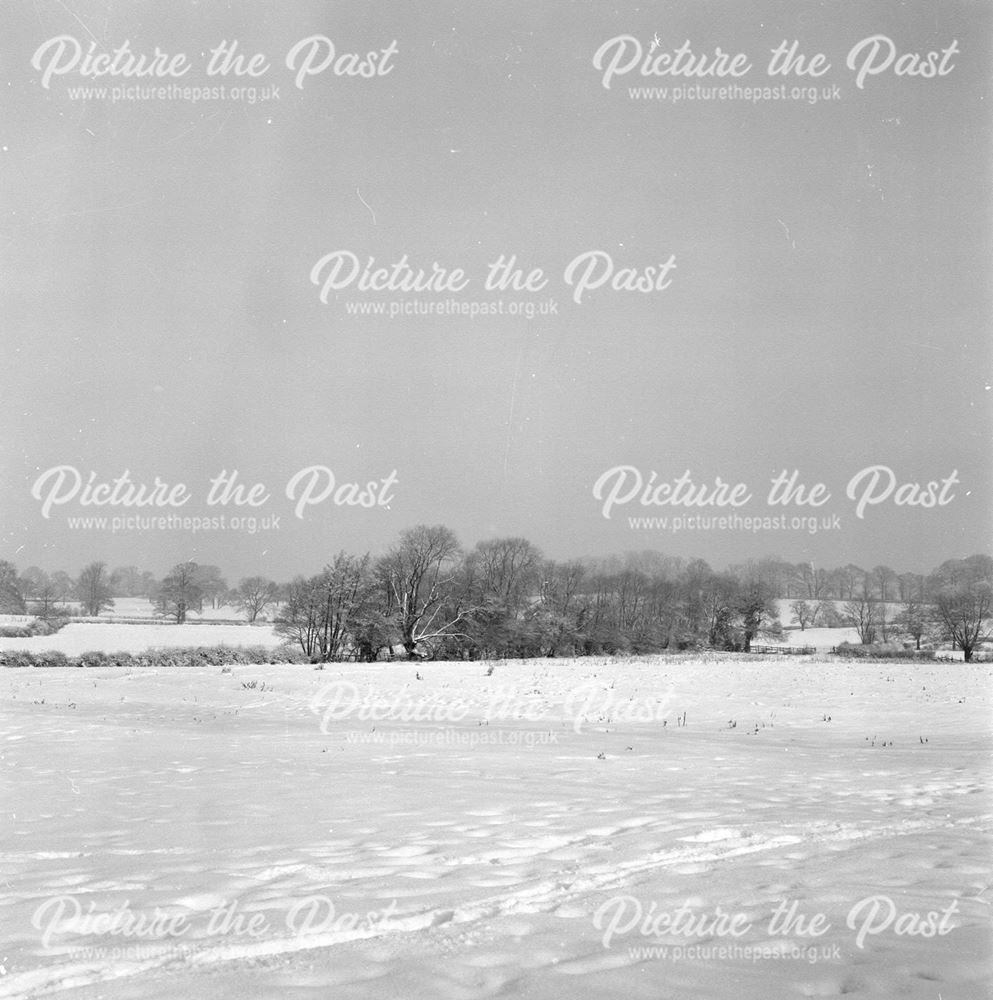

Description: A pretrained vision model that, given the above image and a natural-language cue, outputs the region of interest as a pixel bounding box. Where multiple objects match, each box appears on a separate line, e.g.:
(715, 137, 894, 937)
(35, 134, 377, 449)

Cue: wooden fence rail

(749, 644, 818, 655)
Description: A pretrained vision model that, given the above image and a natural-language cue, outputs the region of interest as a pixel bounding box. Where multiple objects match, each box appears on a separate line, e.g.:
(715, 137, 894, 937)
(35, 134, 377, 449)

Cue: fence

(749, 644, 818, 655)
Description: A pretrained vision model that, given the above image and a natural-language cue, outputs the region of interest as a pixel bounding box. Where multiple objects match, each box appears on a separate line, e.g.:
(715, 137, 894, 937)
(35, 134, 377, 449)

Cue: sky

(2, 0, 991, 581)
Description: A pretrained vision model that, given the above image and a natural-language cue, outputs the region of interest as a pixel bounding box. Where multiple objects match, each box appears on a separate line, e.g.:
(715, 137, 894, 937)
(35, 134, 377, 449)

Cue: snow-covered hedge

(0, 645, 308, 668)
(831, 642, 936, 661)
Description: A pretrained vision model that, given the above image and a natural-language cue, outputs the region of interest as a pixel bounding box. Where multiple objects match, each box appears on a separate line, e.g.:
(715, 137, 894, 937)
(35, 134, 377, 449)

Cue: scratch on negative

(502, 341, 525, 484)
(357, 188, 377, 225)
(55, 0, 98, 42)
(777, 218, 796, 250)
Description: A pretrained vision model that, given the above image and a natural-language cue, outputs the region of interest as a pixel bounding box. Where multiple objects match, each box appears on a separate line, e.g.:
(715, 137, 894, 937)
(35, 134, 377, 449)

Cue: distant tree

(0, 561, 26, 614)
(891, 601, 931, 650)
(825, 568, 848, 601)
(842, 596, 879, 645)
(612, 567, 657, 652)
(676, 559, 722, 647)
(351, 606, 395, 663)
(75, 562, 114, 617)
(275, 577, 321, 658)
(839, 564, 866, 601)
(460, 537, 545, 658)
(156, 562, 203, 624)
(817, 601, 845, 628)
(275, 553, 376, 661)
(109, 566, 155, 598)
(469, 537, 542, 605)
(931, 585, 992, 662)
(701, 572, 739, 649)
(194, 565, 228, 609)
(793, 563, 830, 600)
(897, 572, 926, 604)
(751, 556, 793, 597)
(734, 578, 781, 651)
(790, 599, 824, 631)
(378, 525, 467, 658)
(875, 600, 892, 642)
(18, 566, 47, 601)
(928, 555, 993, 593)
(871, 565, 898, 603)
(533, 559, 587, 656)
(49, 571, 75, 604)
(234, 576, 279, 623)
(19, 568, 68, 619)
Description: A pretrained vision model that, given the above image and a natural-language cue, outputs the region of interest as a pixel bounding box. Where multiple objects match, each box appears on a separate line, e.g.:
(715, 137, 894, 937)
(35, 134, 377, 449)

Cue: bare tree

(891, 601, 931, 650)
(155, 562, 203, 624)
(235, 576, 279, 623)
(18, 566, 47, 601)
(842, 596, 879, 645)
(839, 564, 866, 601)
(0, 561, 26, 614)
(468, 536, 542, 605)
(793, 563, 830, 600)
(533, 559, 587, 656)
(110, 566, 155, 598)
(76, 562, 114, 617)
(897, 572, 926, 604)
(379, 525, 467, 658)
(50, 571, 75, 605)
(195, 565, 228, 610)
(275, 554, 374, 661)
(790, 599, 823, 631)
(871, 565, 898, 603)
(932, 585, 992, 662)
(701, 572, 738, 649)
(929, 555, 993, 593)
(20, 569, 68, 619)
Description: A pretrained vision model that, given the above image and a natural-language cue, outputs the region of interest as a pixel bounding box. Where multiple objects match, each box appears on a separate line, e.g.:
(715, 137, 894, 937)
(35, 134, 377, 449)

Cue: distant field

(100, 598, 258, 621)
(0, 622, 284, 655)
(766, 625, 861, 647)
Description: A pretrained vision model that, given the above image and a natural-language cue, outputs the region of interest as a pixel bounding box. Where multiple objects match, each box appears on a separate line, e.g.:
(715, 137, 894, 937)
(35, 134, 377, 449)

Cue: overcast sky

(2, 0, 990, 580)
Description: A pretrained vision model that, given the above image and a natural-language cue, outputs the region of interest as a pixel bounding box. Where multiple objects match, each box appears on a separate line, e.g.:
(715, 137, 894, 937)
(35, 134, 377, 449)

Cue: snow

(101, 600, 255, 622)
(0, 623, 284, 656)
(0, 656, 990, 999)
(768, 626, 862, 648)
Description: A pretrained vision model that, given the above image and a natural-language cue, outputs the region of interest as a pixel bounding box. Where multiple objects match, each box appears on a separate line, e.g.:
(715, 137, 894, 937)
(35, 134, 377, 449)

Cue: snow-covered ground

(100, 600, 255, 622)
(0, 657, 989, 999)
(765, 626, 862, 648)
(0, 623, 284, 656)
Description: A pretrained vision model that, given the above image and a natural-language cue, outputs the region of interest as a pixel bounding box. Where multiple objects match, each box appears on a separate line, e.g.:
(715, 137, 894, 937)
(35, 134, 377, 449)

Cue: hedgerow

(0, 617, 69, 639)
(831, 643, 937, 662)
(0, 645, 308, 668)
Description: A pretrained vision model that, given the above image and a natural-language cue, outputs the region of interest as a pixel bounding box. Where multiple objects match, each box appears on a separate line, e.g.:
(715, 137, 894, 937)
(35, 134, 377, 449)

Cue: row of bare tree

(2, 544, 990, 660)
(268, 528, 789, 661)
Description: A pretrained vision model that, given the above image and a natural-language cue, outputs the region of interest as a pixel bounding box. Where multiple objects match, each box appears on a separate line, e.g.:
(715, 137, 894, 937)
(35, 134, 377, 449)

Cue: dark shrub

(0, 650, 37, 667)
(832, 642, 936, 662)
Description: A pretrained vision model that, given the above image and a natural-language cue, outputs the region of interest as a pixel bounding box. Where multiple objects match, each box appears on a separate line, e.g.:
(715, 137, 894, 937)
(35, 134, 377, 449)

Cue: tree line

(1, 534, 990, 660)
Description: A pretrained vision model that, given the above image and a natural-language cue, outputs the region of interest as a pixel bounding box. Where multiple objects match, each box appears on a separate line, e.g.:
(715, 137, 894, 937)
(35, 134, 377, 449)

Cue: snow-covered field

(101, 600, 255, 623)
(765, 626, 862, 648)
(0, 624, 284, 656)
(0, 657, 990, 999)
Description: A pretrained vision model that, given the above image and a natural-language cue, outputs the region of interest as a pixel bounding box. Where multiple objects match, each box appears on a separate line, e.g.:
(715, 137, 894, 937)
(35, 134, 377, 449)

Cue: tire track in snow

(1, 811, 987, 998)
